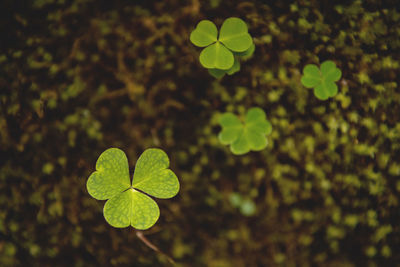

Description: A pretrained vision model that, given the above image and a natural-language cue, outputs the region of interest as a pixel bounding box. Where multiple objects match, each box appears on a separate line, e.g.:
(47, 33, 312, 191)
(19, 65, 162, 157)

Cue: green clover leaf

(207, 42, 255, 79)
(300, 60, 342, 100)
(229, 193, 257, 216)
(219, 17, 253, 52)
(87, 148, 179, 230)
(188, 20, 217, 47)
(199, 42, 234, 70)
(218, 107, 272, 155)
(208, 57, 241, 78)
(234, 43, 255, 59)
(190, 17, 253, 70)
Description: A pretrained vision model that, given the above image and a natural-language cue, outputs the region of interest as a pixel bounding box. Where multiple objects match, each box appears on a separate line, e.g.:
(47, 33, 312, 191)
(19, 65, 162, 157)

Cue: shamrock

(300, 60, 342, 100)
(86, 148, 179, 230)
(190, 17, 254, 77)
(218, 107, 272, 155)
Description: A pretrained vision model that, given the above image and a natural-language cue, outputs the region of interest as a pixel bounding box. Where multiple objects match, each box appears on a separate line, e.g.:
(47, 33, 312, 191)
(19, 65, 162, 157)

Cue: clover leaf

(218, 17, 253, 52)
(234, 43, 255, 59)
(218, 107, 272, 155)
(208, 57, 241, 78)
(87, 148, 179, 230)
(301, 60, 342, 100)
(229, 193, 257, 216)
(190, 17, 253, 72)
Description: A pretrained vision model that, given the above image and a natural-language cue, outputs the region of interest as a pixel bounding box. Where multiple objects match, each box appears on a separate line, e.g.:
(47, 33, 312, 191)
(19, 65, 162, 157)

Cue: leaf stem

(135, 230, 176, 265)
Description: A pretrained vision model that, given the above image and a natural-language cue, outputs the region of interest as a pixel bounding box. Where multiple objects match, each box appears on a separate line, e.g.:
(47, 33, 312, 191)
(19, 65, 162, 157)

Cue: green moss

(1, 0, 399, 266)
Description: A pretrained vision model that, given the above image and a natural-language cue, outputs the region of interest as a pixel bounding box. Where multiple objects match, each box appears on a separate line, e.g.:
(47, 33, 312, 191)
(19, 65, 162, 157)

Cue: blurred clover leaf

(228, 193, 256, 216)
(301, 60, 342, 100)
(190, 17, 254, 77)
(87, 148, 179, 230)
(218, 107, 272, 155)
(208, 57, 241, 78)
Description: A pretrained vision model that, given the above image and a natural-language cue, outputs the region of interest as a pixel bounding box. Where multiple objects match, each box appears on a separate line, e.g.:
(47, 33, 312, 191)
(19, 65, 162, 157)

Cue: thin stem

(135, 230, 176, 265)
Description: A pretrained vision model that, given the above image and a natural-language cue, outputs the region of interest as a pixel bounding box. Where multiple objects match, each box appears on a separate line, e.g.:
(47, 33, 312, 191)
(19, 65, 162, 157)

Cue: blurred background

(1, 0, 400, 266)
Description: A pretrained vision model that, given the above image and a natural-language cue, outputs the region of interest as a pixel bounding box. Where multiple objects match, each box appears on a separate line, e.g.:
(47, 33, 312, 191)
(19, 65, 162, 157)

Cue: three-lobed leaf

(190, 17, 253, 73)
(218, 107, 272, 155)
(87, 148, 179, 230)
(301, 60, 342, 100)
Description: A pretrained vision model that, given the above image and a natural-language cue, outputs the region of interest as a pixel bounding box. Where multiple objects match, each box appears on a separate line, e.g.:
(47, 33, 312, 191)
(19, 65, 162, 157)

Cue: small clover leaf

(208, 57, 241, 78)
(199, 42, 234, 70)
(87, 148, 179, 230)
(208, 68, 226, 79)
(234, 43, 255, 59)
(218, 17, 253, 52)
(301, 60, 342, 100)
(189, 20, 217, 47)
(218, 107, 272, 155)
(225, 58, 241, 75)
(190, 17, 253, 72)
(228, 193, 257, 216)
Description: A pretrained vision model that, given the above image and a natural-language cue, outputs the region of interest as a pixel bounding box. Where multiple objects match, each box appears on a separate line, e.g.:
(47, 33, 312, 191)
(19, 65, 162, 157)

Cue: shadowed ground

(0, 0, 399, 266)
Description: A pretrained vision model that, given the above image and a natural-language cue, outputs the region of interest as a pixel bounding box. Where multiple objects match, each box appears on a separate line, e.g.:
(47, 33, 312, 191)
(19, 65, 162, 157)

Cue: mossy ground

(0, 0, 399, 266)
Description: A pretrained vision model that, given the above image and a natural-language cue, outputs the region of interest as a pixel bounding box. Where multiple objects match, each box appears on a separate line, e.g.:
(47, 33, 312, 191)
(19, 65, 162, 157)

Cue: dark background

(1, 0, 400, 266)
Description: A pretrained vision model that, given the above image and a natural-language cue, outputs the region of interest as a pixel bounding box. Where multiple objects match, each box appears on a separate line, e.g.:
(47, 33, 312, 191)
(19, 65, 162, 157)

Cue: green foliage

(228, 193, 256, 216)
(218, 107, 272, 155)
(87, 148, 179, 230)
(301, 60, 342, 100)
(190, 17, 254, 78)
(1, 0, 400, 266)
